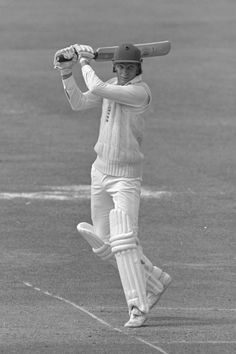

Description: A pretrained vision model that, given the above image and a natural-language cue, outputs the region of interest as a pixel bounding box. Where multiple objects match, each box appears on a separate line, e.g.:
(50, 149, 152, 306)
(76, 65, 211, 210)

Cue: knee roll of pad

(109, 208, 139, 254)
(110, 231, 138, 254)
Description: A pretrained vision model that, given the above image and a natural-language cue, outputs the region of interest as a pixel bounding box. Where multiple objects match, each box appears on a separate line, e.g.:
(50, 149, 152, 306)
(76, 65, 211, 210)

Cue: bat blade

(95, 41, 171, 61)
(57, 41, 171, 63)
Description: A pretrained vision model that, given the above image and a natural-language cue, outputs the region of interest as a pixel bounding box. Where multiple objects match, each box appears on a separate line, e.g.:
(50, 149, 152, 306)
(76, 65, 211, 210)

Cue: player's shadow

(143, 316, 236, 327)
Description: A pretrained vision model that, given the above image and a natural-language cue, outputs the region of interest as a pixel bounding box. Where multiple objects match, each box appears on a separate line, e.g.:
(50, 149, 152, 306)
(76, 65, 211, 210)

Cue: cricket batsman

(54, 43, 172, 327)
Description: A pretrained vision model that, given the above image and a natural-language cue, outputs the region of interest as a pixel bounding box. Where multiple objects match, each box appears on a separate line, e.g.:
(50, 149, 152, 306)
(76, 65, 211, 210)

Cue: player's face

(115, 63, 139, 85)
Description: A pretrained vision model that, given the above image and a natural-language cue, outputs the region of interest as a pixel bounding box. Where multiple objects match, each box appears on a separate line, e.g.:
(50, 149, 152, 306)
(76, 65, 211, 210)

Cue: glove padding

(73, 44, 95, 63)
(53, 45, 78, 71)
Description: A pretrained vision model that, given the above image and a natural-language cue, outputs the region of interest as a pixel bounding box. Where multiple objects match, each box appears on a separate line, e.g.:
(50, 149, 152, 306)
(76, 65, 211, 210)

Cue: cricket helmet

(113, 43, 142, 63)
(112, 43, 143, 73)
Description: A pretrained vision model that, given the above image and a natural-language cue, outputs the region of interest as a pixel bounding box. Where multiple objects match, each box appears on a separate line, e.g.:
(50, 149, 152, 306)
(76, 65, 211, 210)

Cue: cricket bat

(57, 41, 171, 63)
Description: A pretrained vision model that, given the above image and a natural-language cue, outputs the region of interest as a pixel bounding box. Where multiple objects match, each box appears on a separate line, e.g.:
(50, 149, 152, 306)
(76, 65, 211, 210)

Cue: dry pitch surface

(0, 1, 235, 353)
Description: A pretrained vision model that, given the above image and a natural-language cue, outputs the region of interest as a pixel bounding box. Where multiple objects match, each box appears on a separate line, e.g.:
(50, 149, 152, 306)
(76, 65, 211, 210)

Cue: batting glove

(73, 44, 95, 64)
(53, 45, 78, 76)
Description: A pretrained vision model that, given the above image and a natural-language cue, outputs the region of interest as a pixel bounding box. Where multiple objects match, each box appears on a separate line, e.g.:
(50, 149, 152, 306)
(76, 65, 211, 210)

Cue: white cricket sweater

(62, 65, 152, 178)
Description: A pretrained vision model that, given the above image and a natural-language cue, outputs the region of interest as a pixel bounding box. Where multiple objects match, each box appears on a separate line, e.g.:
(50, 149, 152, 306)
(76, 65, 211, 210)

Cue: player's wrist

(80, 58, 91, 66)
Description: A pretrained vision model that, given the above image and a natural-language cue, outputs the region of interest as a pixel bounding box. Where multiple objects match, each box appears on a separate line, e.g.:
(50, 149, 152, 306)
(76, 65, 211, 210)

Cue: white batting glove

(53, 45, 78, 74)
(73, 44, 95, 64)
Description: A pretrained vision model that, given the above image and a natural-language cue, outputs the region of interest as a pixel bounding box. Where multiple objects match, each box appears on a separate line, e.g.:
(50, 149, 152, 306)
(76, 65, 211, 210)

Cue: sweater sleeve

(62, 75, 102, 111)
(81, 65, 150, 107)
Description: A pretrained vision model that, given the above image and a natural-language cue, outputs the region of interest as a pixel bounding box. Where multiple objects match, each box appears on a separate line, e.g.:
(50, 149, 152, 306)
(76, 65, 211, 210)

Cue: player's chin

(119, 76, 130, 85)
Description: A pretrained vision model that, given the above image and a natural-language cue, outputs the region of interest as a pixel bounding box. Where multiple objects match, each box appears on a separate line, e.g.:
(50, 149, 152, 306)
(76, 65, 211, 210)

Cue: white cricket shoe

(124, 307, 147, 328)
(147, 271, 172, 310)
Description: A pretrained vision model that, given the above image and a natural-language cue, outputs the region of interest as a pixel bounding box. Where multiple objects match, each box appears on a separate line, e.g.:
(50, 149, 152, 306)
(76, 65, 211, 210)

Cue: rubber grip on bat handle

(57, 55, 71, 63)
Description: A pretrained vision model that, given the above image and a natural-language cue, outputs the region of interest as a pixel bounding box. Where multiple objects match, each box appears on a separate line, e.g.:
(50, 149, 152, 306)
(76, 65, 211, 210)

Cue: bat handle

(57, 51, 98, 63)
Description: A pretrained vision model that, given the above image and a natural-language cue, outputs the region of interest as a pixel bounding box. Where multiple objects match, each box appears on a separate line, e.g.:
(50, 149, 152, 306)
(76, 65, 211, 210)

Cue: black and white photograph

(0, 0, 235, 353)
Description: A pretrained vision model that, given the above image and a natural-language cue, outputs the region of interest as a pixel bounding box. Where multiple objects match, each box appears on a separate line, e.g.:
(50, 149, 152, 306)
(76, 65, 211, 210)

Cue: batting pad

(77, 222, 114, 263)
(109, 209, 148, 314)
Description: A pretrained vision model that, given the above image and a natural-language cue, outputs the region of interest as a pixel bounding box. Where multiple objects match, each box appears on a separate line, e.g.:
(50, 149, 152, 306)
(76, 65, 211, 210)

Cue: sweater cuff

(61, 72, 72, 80)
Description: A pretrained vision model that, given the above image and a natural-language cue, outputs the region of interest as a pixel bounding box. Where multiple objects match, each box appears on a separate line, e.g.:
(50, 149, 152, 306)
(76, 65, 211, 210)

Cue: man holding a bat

(54, 43, 171, 327)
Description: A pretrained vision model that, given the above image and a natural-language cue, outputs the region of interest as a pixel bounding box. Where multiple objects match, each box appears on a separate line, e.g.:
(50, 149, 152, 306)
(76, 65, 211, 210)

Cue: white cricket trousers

(91, 165, 142, 242)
